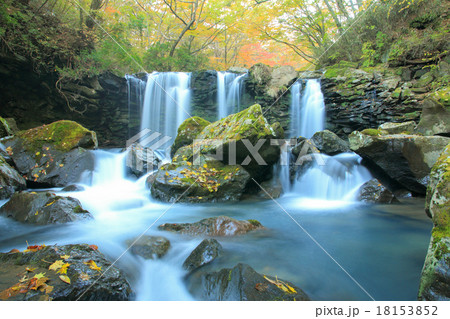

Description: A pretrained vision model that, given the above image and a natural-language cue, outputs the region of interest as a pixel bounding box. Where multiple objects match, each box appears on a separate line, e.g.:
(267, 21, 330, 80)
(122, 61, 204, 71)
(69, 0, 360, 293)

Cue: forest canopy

(0, 0, 447, 77)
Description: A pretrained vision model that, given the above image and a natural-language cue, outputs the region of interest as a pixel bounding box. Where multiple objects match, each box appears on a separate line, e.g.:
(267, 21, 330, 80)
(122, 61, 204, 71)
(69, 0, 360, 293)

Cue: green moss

(73, 205, 86, 214)
(16, 120, 95, 153)
(247, 219, 262, 227)
(361, 128, 382, 136)
(391, 87, 402, 99)
(172, 116, 210, 155)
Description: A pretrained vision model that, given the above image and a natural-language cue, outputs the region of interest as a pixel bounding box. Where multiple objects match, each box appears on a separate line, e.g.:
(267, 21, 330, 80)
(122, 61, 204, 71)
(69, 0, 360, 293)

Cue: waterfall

(125, 75, 146, 139)
(292, 153, 372, 202)
(285, 79, 371, 201)
(217, 71, 247, 119)
(290, 79, 325, 138)
(139, 72, 192, 144)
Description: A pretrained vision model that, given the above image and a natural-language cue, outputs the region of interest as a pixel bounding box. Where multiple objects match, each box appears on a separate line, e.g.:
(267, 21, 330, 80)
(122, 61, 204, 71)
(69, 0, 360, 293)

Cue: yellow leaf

(59, 275, 71, 284)
(34, 273, 46, 280)
(186, 161, 192, 166)
(44, 200, 56, 207)
(35, 211, 39, 215)
(60, 255, 70, 260)
(203, 164, 207, 168)
(26, 267, 36, 272)
(59, 164, 64, 167)
(57, 263, 70, 275)
(84, 260, 102, 272)
(49, 260, 64, 271)
(35, 152, 40, 156)
(165, 172, 169, 176)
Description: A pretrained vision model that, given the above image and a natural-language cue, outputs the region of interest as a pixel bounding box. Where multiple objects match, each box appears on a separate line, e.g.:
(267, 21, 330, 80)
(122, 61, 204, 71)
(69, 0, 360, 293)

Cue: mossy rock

(14, 120, 97, 154)
(360, 128, 383, 136)
(419, 143, 450, 300)
(0, 116, 17, 138)
(147, 156, 251, 203)
(416, 89, 450, 136)
(171, 116, 210, 157)
(3, 121, 96, 187)
(0, 155, 26, 199)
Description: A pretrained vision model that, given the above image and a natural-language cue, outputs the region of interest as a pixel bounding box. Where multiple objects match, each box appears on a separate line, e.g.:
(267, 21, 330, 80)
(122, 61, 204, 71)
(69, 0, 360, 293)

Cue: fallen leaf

(26, 267, 36, 272)
(263, 275, 297, 294)
(8, 249, 20, 253)
(88, 244, 98, 251)
(60, 255, 70, 260)
(49, 260, 65, 271)
(59, 275, 71, 284)
(34, 273, 46, 280)
(44, 200, 56, 207)
(57, 263, 70, 275)
(84, 260, 102, 272)
(255, 283, 268, 292)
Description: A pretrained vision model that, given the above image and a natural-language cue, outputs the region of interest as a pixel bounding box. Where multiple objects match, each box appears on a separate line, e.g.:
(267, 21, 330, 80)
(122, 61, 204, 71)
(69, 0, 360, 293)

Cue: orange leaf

(89, 245, 98, 251)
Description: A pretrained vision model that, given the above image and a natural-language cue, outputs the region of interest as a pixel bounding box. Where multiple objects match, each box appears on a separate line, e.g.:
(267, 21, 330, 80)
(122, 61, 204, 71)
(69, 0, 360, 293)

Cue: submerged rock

(148, 156, 250, 203)
(158, 216, 264, 237)
(189, 263, 310, 301)
(349, 130, 449, 195)
(0, 191, 92, 225)
(418, 144, 450, 300)
(357, 179, 399, 204)
(125, 236, 170, 260)
(0, 155, 26, 199)
(0, 244, 132, 300)
(310, 130, 350, 155)
(183, 239, 222, 272)
(3, 120, 97, 187)
(171, 116, 210, 157)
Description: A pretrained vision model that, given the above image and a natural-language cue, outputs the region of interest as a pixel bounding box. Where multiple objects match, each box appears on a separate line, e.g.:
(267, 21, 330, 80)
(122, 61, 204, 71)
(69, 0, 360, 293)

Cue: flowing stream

(217, 71, 247, 120)
(0, 74, 433, 301)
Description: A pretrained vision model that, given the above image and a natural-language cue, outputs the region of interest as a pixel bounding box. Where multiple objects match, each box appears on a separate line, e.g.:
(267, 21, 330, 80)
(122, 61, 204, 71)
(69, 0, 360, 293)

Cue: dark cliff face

(0, 52, 128, 147)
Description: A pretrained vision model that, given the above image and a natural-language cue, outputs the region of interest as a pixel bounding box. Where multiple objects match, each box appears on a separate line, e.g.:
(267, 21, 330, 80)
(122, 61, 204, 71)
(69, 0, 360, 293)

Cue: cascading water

(290, 79, 325, 139)
(217, 71, 247, 119)
(285, 79, 371, 201)
(140, 72, 192, 144)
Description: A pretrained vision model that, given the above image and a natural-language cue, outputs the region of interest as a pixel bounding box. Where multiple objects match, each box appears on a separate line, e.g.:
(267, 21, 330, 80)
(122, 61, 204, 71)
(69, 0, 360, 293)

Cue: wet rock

(310, 130, 350, 155)
(148, 156, 250, 203)
(0, 155, 26, 199)
(349, 131, 449, 195)
(378, 121, 416, 135)
(292, 138, 319, 158)
(183, 239, 222, 272)
(0, 191, 92, 225)
(357, 179, 399, 204)
(126, 142, 161, 177)
(190, 263, 310, 301)
(416, 88, 450, 136)
(0, 244, 132, 300)
(125, 236, 170, 260)
(255, 179, 283, 199)
(61, 184, 85, 192)
(3, 120, 97, 187)
(171, 116, 210, 157)
(419, 144, 450, 301)
(158, 216, 264, 237)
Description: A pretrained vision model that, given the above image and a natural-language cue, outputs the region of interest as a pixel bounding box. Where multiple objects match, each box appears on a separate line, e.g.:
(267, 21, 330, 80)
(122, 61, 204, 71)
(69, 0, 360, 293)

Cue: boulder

(126, 142, 161, 177)
(183, 239, 222, 272)
(255, 179, 283, 199)
(0, 191, 92, 225)
(0, 244, 132, 300)
(349, 131, 449, 195)
(171, 116, 210, 157)
(357, 179, 399, 204)
(189, 263, 310, 301)
(266, 66, 298, 98)
(148, 156, 250, 203)
(310, 130, 350, 155)
(179, 104, 280, 180)
(125, 236, 170, 260)
(416, 88, 450, 137)
(3, 121, 97, 187)
(418, 144, 450, 300)
(292, 138, 319, 157)
(158, 216, 264, 237)
(61, 184, 85, 192)
(0, 155, 26, 199)
(248, 63, 272, 87)
(378, 121, 416, 135)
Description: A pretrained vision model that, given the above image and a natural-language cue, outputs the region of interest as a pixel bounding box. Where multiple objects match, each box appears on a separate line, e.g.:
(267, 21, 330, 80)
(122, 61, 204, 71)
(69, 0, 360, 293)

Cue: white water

(140, 72, 191, 143)
(217, 71, 247, 119)
(290, 79, 325, 138)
